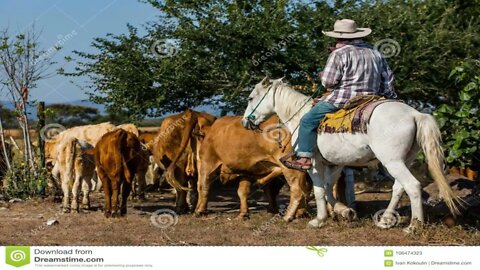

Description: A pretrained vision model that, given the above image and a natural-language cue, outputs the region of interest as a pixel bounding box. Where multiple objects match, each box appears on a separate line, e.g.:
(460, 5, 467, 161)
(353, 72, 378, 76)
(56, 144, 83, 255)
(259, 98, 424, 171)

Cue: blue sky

(0, 0, 158, 103)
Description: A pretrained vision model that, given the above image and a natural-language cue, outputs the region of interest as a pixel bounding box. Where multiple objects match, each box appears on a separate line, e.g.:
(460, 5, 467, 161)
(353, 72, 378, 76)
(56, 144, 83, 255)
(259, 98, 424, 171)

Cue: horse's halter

(245, 83, 275, 128)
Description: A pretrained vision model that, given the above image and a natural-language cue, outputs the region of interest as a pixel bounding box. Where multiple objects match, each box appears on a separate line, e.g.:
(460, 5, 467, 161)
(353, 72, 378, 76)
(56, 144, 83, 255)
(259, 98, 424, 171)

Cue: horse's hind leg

(377, 151, 417, 229)
(377, 179, 404, 228)
(381, 161, 423, 233)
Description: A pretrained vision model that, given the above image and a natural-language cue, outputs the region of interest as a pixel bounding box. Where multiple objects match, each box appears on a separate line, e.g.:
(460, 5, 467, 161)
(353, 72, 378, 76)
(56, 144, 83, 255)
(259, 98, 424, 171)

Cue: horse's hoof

(283, 215, 294, 222)
(341, 208, 357, 221)
(62, 208, 70, 213)
(81, 204, 90, 210)
(376, 215, 397, 229)
(111, 212, 120, 218)
(307, 218, 325, 228)
(104, 212, 111, 218)
(403, 219, 423, 235)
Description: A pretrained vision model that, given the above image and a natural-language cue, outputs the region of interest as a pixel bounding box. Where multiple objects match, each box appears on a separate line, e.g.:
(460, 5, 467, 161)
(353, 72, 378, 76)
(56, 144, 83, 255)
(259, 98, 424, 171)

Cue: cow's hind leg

(71, 173, 82, 213)
(282, 168, 305, 222)
(236, 178, 251, 219)
(111, 178, 121, 218)
(97, 167, 112, 218)
(263, 178, 283, 214)
(174, 167, 189, 214)
(61, 180, 71, 213)
(195, 161, 220, 216)
(187, 177, 198, 212)
(120, 181, 132, 216)
(81, 177, 92, 210)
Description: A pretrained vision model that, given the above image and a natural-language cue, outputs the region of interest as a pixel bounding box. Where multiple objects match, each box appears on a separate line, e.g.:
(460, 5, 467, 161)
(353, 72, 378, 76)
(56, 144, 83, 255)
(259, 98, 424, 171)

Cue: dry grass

(0, 187, 479, 246)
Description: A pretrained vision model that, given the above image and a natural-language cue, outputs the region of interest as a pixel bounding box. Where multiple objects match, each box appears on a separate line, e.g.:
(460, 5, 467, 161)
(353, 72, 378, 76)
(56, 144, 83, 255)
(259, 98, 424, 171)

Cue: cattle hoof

(283, 215, 294, 222)
(81, 204, 90, 210)
(111, 212, 120, 218)
(236, 213, 250, 220)
(104, 211, 111, 218)
(62, 208, 71, 213)
(307, 218, 325, 229)
(266, 207, 279, 214)
(175, 207, 189, 215)
(194, 211, 207, 217)
(295, 208, 309, 219)
(341, 208, 357, 221)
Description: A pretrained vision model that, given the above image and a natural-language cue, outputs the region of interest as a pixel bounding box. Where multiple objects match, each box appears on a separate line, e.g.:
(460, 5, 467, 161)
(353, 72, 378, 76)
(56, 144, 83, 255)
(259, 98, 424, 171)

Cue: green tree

(61, 25, 158, 122)
(434, 61, 480, 168)
(64, 0, 480, 117)
(45, 104, 102, 127)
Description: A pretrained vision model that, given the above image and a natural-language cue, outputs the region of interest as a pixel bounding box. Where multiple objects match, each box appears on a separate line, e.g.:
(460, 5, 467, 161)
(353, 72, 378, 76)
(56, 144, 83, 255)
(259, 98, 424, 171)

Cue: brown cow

(193, 115, 311, 220)
(93, 129, 145, 217)
(150, 109, 216, 213)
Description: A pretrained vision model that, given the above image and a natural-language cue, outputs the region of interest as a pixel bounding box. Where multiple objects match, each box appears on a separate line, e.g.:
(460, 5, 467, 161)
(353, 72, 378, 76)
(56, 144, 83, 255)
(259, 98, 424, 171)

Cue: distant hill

(0, 100, 227, 121)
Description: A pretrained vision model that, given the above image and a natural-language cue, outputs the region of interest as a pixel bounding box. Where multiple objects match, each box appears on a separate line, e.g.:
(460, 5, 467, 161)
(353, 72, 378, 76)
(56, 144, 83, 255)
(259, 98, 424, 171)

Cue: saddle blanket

(318, 95, 395, 134)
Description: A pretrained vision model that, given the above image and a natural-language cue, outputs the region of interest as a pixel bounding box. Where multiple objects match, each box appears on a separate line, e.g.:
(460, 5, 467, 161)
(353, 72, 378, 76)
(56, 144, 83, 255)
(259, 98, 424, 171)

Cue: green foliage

(434, 61, 480, 167)
(64, 0, 480, 116)
(45, 104, 101, 127)
(1, 164, 49, 199)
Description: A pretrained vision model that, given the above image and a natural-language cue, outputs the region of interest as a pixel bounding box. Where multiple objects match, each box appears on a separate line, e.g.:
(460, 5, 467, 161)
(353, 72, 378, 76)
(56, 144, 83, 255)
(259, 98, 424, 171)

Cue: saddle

(318, 95, 393, 134)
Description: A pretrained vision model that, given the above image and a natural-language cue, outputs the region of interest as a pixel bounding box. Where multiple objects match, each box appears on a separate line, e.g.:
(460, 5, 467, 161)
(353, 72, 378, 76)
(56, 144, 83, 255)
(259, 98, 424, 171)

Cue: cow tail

(165, 109, 196, 191)
(65, 138, 77, 187)
(115, 129, 129, 183)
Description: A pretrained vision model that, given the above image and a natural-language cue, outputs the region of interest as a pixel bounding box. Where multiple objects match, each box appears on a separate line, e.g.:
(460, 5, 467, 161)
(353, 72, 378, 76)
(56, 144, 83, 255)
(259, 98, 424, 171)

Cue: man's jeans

(297, 101, 338, 158)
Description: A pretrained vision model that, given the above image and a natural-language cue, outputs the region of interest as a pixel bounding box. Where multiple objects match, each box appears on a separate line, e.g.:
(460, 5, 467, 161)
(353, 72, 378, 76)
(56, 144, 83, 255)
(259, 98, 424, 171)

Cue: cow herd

(44, 109, 321, 220)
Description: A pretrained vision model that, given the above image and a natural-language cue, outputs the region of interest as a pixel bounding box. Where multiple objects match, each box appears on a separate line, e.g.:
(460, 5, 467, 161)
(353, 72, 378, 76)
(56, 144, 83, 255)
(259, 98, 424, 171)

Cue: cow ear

(261, 76, 271, 87)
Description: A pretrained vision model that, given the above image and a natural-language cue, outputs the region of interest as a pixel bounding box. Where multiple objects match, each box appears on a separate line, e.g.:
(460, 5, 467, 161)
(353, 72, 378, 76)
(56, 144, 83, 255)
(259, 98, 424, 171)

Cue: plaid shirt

(320, 40, 396, 108)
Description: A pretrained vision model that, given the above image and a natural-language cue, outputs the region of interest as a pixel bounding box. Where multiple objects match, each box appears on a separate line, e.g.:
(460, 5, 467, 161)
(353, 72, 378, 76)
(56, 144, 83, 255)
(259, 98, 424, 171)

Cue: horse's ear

(261, 76, 272, 87)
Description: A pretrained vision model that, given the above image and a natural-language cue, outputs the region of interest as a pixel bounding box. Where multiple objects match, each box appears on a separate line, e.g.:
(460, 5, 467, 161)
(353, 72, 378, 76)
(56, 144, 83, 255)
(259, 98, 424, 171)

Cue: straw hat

(322, 19, 372, 39)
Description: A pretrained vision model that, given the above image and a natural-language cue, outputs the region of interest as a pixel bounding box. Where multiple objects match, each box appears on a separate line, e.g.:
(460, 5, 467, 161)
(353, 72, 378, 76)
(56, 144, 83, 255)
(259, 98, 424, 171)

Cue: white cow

(51, 137, 95, 212)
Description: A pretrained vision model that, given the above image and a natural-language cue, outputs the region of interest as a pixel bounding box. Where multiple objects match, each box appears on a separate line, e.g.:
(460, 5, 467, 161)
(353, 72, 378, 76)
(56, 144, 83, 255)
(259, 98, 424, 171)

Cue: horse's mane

(273, 80, 312, 123)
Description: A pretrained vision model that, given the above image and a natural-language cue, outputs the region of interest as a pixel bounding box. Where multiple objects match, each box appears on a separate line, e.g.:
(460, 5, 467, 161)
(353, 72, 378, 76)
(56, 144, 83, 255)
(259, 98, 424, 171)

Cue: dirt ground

(1, 183, 479, 246)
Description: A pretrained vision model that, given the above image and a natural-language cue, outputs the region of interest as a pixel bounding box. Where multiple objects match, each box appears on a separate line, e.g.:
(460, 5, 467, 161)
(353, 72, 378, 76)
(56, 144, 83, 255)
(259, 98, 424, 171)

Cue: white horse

(241, 77, 460, 233)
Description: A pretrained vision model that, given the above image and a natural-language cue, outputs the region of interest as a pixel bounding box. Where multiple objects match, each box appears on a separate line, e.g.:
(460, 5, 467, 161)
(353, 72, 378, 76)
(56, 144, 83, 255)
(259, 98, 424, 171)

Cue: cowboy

(288, 19, 397, 171)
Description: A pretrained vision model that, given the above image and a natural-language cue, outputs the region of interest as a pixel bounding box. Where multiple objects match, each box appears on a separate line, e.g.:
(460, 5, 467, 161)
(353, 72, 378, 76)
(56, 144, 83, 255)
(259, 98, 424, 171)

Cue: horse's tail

(414, 113, 462, 215)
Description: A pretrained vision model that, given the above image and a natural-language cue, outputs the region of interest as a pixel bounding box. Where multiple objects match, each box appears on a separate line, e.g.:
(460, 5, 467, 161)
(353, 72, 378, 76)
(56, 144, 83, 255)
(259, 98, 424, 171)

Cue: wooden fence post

(37, 102, 45, 169)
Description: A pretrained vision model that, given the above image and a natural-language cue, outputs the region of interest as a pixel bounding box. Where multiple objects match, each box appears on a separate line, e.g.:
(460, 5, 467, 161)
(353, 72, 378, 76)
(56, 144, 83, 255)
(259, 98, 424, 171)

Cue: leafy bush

(434, 61, 480, 168)
(1, 164, 49, 199)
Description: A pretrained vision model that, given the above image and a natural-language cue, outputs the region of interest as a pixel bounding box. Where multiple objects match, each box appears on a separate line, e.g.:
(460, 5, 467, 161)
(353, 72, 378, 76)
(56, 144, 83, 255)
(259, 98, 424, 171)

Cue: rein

(253, 83, 323, 152)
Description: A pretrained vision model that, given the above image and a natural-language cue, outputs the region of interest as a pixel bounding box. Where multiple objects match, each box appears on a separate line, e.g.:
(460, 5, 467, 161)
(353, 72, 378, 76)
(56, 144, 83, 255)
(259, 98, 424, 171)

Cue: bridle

(245, 81, 323, 151)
